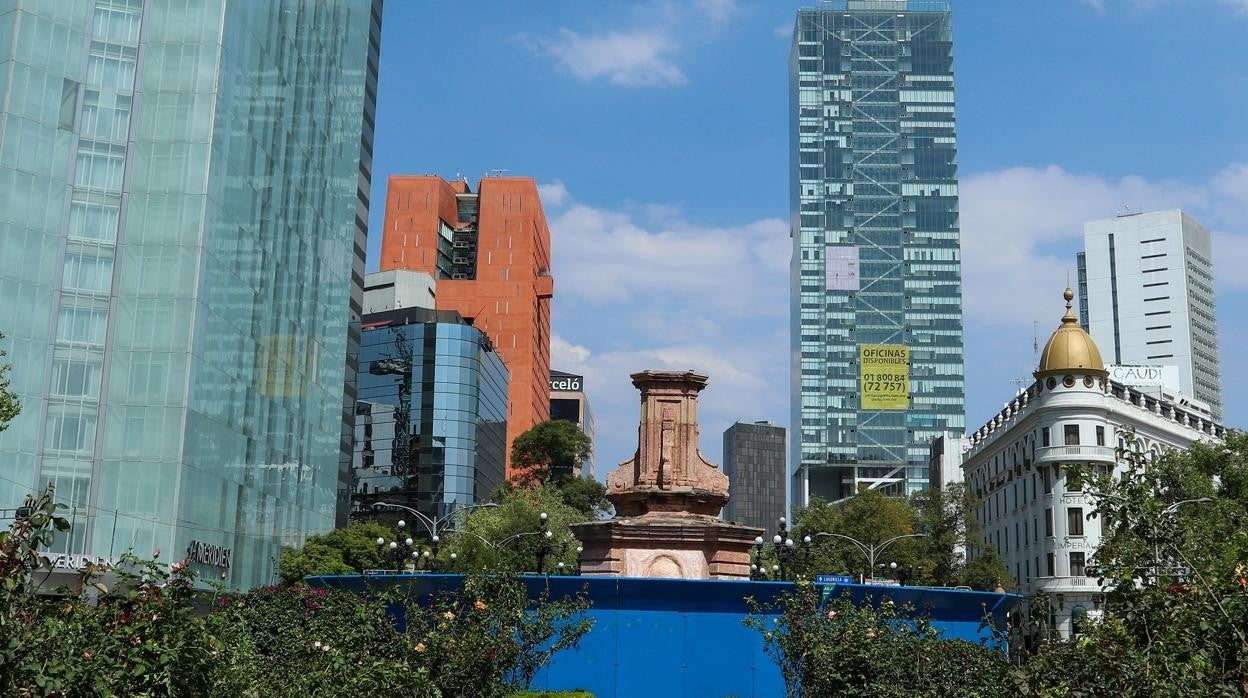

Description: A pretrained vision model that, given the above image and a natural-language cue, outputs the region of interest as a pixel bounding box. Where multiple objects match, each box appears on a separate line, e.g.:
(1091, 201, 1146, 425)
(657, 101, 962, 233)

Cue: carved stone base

(571, 515, 763, 580)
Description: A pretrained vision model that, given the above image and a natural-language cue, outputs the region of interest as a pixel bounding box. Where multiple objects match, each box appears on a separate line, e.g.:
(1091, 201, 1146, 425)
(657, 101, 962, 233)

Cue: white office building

(959, 289, 1224, 641)
(1077, 209, 1221, 418)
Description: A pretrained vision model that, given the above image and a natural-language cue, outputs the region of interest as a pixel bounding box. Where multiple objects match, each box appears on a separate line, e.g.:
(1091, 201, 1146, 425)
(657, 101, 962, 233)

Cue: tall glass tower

(789, 1, 964, 505)
(0, 0, 380, 589)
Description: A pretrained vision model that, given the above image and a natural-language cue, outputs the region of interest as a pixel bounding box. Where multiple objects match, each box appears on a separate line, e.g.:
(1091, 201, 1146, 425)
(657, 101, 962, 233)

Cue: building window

(1070, 552, 1086, 577)
(1045, 508, 1053, 537)
(1067, 507, 1085, 536)
(1025, 559, 1031, 580)
(1064, 424, 1080, 446)
(44, 409, 97, 453)
(1096, 426, 1105, 446)
(1042, 427, 1051, 447)
(1024, 520, 1029, 545)
(1046, 553, 1055, 577)
(1033, 517, 1038, 543)
(56, 305, 108, 346)
(1043, 467, 1052, 494)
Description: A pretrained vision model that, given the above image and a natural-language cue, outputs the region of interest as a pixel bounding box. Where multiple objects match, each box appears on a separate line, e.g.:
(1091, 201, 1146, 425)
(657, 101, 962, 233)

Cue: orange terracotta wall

(380, 175, 554, 479)
(379, 175, 461, 274)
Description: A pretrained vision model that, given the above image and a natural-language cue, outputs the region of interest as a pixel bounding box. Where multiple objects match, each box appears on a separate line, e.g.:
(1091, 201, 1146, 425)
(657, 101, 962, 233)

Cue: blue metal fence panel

(306, 574, 1018, 698)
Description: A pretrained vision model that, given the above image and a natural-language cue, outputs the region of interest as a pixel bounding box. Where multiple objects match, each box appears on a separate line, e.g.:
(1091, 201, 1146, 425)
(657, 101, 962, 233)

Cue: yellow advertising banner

(860, 344, 909, 410)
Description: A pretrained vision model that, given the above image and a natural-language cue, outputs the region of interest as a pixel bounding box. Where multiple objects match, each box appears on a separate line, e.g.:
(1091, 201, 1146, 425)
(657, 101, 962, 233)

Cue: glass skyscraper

(351, 306, 509, 522)
(790, 1, 964, 505)
(0, 0, 380, 589)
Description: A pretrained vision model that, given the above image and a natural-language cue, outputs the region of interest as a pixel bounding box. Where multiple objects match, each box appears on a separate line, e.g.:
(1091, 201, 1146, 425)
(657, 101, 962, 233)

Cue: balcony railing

(1034, 445, 1117, 464)
(1030, 576, 1105, 592)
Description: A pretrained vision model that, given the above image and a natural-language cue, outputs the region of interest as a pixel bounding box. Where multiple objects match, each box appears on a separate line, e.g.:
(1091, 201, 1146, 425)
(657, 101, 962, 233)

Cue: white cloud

(548, 186, 789, 468)
(526, 28, 687, 87)
(521, 0, 745, 87)
(1212, 230, 1248, 290)
(1078, 0, 1248, 14)
(538, 180, 570, 209)
(1212, 163, 1248, 203)
(549, 202, 788, 314)
(773, 23, 793, 38)
(695, 0, 742, 26)
(957, 164, 1245, 327)
(958, 163, 1248, 428)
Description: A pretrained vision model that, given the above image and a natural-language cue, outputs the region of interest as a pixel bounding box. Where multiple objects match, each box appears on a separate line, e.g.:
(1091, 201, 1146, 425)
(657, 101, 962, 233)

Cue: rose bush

(746, 582, 1012, 698)
(2, 486, 593, 697)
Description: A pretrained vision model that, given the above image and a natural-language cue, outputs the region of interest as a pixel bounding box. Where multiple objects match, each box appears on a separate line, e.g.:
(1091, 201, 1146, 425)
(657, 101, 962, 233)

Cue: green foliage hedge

(1, 487, 594, 697)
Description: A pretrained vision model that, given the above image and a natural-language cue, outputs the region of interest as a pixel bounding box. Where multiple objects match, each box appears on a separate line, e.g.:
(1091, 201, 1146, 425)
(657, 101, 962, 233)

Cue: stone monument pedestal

(571, 370, 763, 580)
(573, 513, 760, 579)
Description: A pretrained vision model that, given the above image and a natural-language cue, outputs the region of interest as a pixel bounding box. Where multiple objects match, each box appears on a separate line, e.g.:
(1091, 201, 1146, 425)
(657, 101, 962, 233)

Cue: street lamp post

(804, 532, 927, 584)
(371, 501, 500, 573)
(749, 517, 800, 581)
(375, 520, 419, 572)
(496, 511, 556, 574)
(372, 500, 499, 542)
(1084, 494, 1212, 584)
(1151, 497, 1211, 583)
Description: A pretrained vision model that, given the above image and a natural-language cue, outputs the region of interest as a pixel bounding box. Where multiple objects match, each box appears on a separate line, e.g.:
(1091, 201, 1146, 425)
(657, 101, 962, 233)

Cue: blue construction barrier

(306, 574, 1019, 698)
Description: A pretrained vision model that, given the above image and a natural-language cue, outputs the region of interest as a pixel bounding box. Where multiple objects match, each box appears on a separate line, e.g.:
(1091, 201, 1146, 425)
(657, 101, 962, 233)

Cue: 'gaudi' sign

(186, 540, 232, 569)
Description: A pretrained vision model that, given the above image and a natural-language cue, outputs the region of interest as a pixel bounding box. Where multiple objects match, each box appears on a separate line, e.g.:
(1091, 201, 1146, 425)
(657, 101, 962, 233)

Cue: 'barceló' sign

(186, 540, 232, 569)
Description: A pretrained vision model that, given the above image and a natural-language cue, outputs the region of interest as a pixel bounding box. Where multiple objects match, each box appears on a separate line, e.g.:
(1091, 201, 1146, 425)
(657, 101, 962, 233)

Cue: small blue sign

(816, 574, 854, 585)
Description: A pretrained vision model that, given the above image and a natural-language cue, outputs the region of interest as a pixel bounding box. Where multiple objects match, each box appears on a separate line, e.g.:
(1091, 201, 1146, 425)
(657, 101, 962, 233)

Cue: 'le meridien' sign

(186, 540, 232, 569)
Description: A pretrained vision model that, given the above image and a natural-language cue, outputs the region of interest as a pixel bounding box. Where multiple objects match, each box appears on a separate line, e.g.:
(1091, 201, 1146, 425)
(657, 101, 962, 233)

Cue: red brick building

(380, 175, 554, 477)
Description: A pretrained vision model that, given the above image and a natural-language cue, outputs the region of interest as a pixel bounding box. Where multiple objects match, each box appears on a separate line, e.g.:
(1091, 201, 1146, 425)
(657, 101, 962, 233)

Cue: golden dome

(1034, 288, 1107, 378)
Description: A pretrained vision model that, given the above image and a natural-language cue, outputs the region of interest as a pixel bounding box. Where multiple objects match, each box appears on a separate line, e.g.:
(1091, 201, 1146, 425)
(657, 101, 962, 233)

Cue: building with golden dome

(934, 289, 1224, 642)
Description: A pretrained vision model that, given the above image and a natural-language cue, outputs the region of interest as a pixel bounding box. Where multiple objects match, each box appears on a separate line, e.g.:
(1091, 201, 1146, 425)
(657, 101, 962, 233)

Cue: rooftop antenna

(1032, 320, 1039, 363)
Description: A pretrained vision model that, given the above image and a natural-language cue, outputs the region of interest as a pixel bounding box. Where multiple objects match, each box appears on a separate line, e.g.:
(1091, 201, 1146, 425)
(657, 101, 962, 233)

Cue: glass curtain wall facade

(0, 0, 380, 589)
(722, 421, 787, 534)
(351, 313, 508, 522)
(789, 1, 964, 505)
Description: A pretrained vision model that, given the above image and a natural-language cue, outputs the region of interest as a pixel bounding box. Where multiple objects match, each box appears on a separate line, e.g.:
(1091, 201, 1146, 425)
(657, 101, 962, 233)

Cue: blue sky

(367, 0, 1248, 472)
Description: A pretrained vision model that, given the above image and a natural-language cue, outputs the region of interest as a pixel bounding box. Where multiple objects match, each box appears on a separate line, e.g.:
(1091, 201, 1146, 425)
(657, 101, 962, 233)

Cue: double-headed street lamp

(375, 521, 431, 572)
(468, 512, 582, 575)
(751, 516, 797, 580)
(803, 531, 927, 584)
(371, 500, 499, 573)
(749, 514, 926, 584)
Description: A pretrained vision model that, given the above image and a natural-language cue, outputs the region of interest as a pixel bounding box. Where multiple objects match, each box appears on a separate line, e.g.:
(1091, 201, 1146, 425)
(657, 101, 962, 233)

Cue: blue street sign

(816, 574, 854, 584)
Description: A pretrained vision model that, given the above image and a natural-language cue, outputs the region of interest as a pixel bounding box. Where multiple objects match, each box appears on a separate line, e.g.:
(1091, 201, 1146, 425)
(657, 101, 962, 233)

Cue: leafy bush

(746, 582, 1012, 698)
(1, 485, 594, 697)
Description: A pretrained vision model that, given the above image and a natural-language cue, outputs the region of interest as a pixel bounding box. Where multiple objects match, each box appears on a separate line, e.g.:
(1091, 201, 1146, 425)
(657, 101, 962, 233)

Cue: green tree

(912, 484, 1012, 590)
(910, 484, 967, 586)
(550, 476, 610, 519)
(1015, 429, 1248, 696)
(0, 331, 19, 432)
(278, 521, 392, 585)
(746, 583, 1012, 698)
(511, 420, 592, 484)
(449, 483, 584, 574)
(3, 484, 593, 697)
(792, 489, 921, 581)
